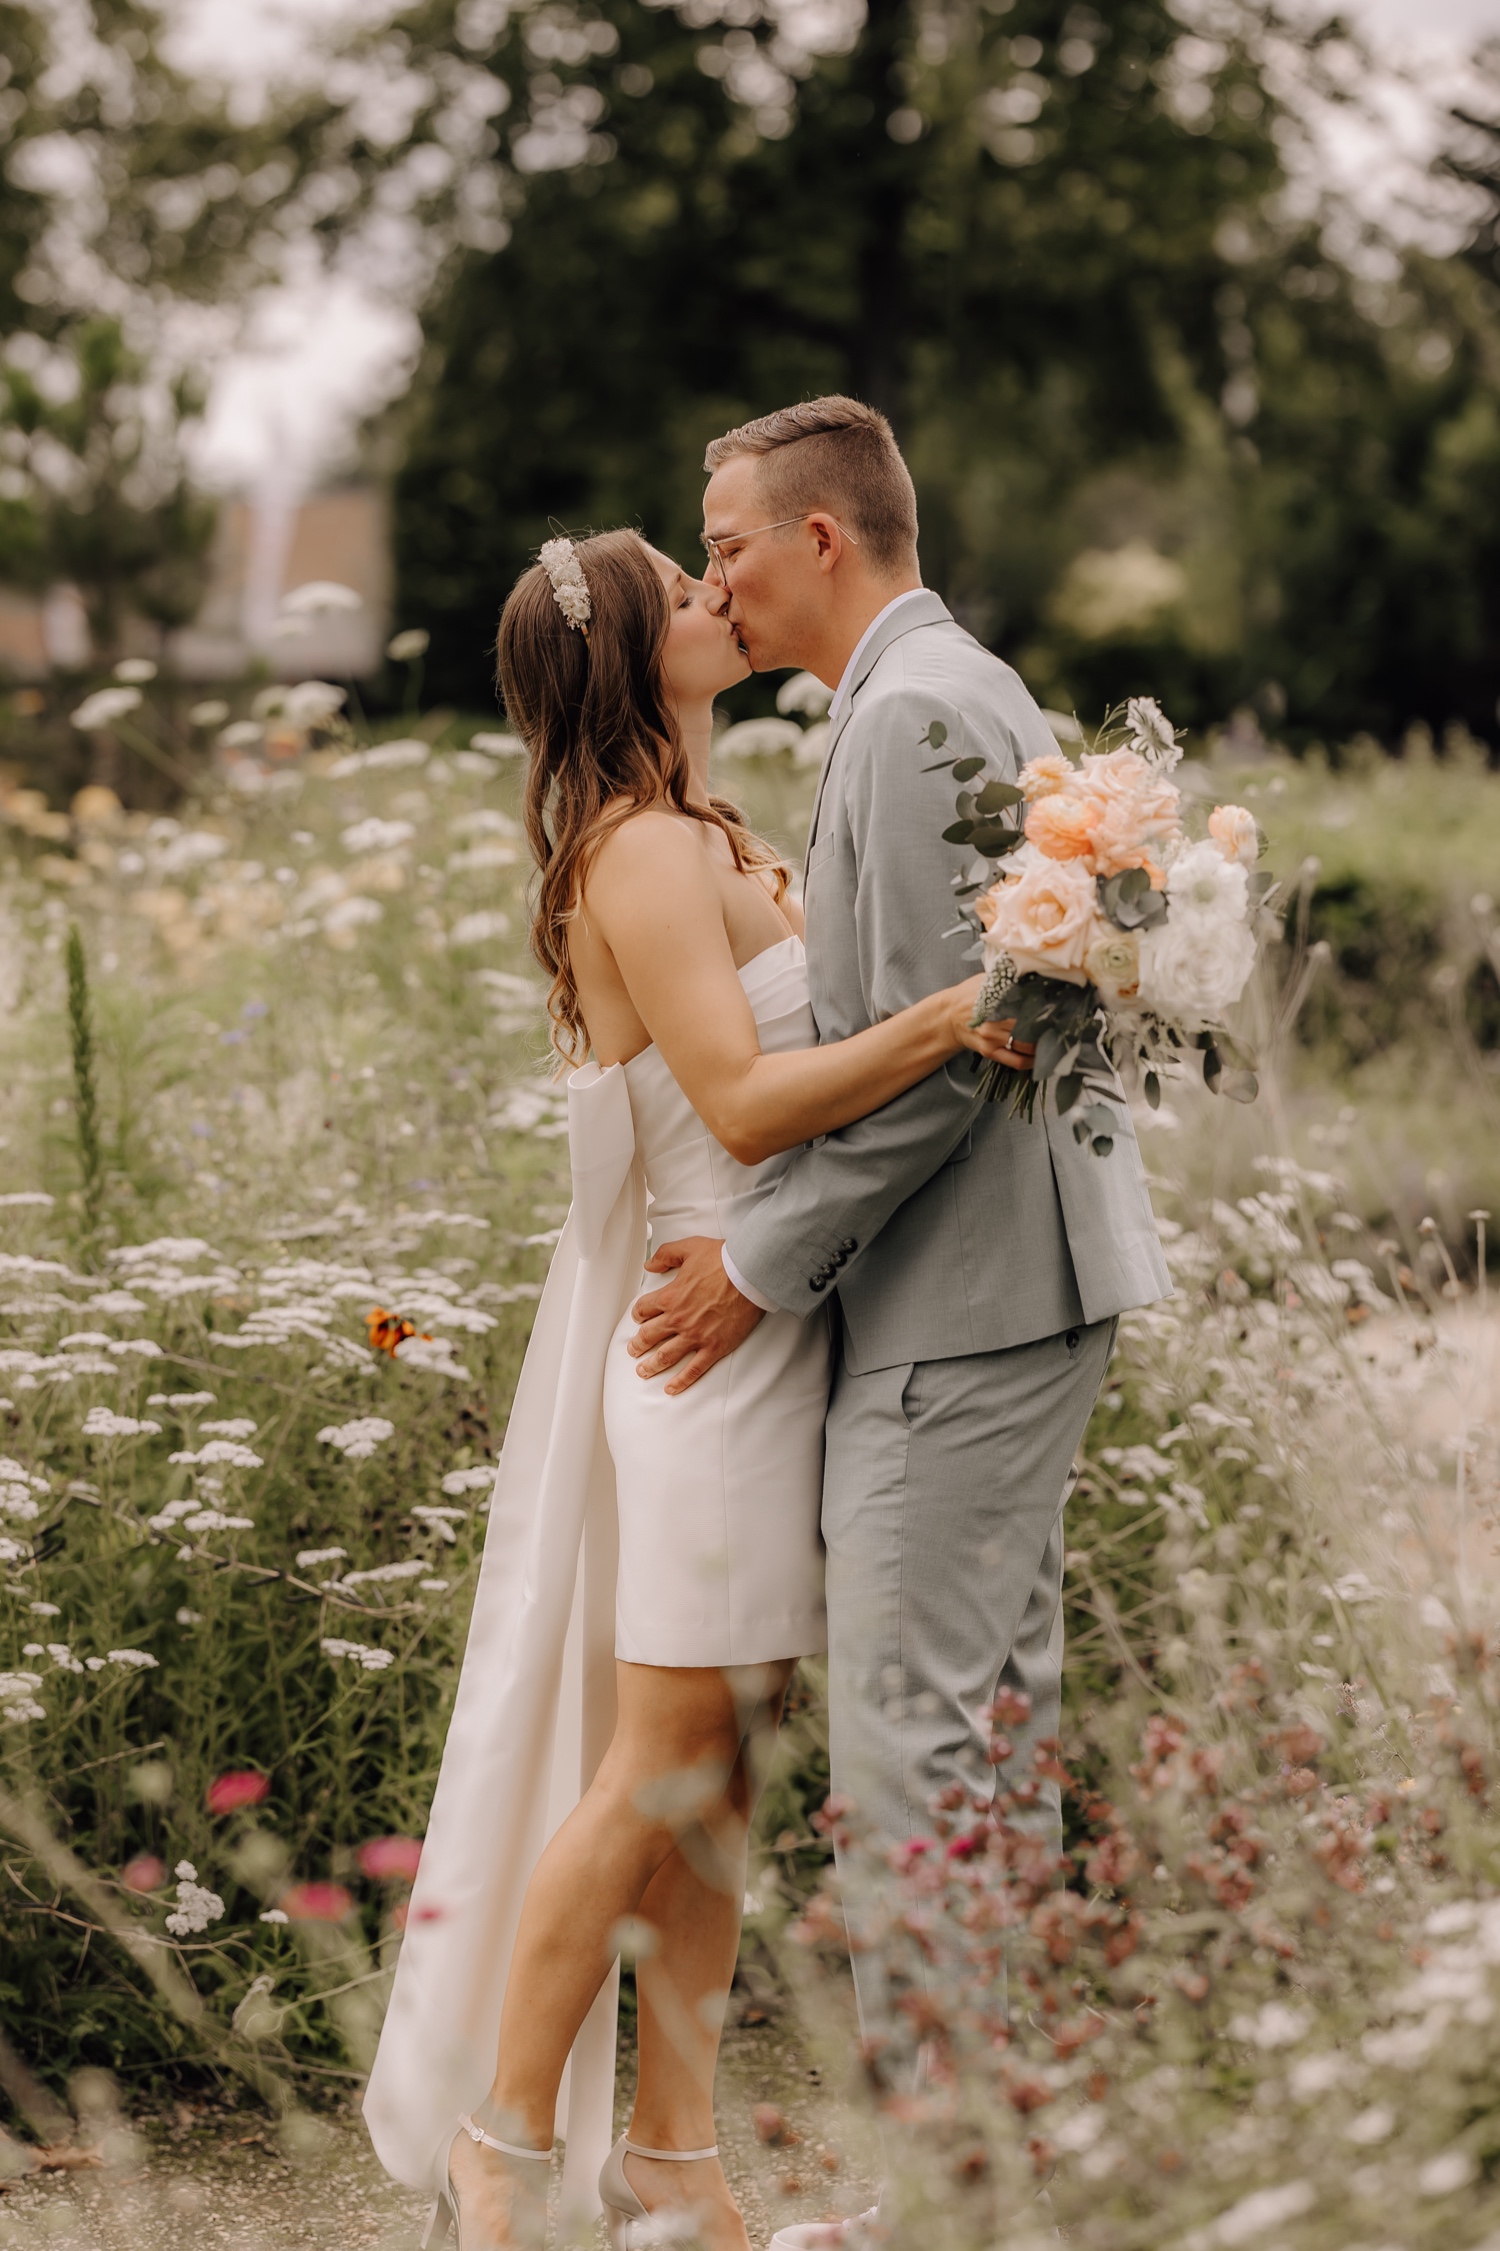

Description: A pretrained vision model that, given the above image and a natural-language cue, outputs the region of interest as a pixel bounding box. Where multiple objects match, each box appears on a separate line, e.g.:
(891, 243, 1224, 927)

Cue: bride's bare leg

(448, 1660, 790, 2243)
(625, 1662, 794, 2248)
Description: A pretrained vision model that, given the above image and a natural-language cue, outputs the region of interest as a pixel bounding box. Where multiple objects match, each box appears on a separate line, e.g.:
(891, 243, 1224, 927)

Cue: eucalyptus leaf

(974, 779, 1024, 815)
(951, 755, 985, 781)
(942, 821, 975, 845)
(1055, 1073, 1084, 1115)
(969, 821, 1015, 855)
(926, 720, 948, 748)
(1144, 1069, 1160, 1110)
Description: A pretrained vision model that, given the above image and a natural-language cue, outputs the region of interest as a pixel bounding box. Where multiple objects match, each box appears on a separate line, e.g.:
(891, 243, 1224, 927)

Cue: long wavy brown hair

(497, 529, 789, 1062)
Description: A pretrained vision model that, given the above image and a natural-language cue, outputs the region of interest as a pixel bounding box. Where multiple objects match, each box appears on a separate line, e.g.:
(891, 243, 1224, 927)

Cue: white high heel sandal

(421, 2113, 554, 2250)
(597, 2133, 720, 2251)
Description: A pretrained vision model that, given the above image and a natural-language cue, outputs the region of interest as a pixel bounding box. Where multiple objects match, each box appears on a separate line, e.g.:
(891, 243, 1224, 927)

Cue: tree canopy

(382, 0, 1500, 744)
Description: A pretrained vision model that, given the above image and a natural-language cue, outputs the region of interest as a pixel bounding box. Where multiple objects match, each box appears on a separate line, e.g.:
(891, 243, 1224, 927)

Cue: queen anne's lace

(539, 537, 592, 634)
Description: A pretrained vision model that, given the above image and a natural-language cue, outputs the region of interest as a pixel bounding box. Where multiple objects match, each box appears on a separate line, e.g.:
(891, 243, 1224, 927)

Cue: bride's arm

(584, 813, 1016, 1167)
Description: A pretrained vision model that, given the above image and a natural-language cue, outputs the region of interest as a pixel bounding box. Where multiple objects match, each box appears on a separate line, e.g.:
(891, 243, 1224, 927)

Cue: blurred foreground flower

(207, 1770, 271, 1816)
(281, 1881, 355, 1923)
(279, 581, 362, 616)
(387, 628, 429, 662)
(357, 1836, 422, 1881)
(113, 657, 157, 683)
(70, 687, 141, 731)
(121, 1854, 166, 1893)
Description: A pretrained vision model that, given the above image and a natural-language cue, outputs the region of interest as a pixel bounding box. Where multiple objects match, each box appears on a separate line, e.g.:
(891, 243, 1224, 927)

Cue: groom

(630, 396, 1169, 2009)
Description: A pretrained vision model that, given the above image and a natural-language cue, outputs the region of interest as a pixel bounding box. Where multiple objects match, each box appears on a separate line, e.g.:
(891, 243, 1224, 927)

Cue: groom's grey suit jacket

(727, 592, 1171, 1376)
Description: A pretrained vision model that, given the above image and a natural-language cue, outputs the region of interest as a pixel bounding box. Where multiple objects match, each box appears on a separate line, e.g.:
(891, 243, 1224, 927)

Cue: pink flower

(206, 1771, 271, 1816)
(122, 1854, 166, 1893)
(981, 858, 1099, 986)
(1209, 803, 1259, 867)
(1024, 793, 1101, 865)
(356, 1835, 423, 1882)
(280, 1881, 355, 1923)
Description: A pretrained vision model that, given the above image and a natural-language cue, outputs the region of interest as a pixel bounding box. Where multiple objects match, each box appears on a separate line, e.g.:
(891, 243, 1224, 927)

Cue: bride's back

(494, 526, 796, 1075)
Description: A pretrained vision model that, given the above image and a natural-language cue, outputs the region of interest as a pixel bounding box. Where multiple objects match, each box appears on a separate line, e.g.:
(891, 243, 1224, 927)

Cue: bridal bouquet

(929, 698, 1273, 1156)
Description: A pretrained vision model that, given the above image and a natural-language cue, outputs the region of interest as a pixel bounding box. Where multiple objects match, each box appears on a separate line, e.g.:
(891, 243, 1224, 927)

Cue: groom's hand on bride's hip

(629, 1237, 764, 1394)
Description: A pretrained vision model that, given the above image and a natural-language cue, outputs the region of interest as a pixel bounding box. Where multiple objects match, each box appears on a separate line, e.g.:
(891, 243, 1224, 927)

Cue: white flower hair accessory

(539, 537, 592, 636)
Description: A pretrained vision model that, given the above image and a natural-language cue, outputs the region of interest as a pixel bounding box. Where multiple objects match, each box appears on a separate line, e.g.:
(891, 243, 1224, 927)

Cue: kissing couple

(364, 395, 1170, 2250)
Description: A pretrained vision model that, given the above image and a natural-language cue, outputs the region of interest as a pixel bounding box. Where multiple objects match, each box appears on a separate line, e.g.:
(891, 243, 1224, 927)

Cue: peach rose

(1025, 792, 1102, 864)
(1080, 748, 1182, 838)
(981, 857, 1100, 986)
(1019, 752, 1076, 802)
(1091, 798, 1169, 884)
(1209, 803, 1260, 868)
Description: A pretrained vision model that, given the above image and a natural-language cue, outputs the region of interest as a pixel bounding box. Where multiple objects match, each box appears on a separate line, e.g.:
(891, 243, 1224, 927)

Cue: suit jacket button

(841, 1238, 857, 1252)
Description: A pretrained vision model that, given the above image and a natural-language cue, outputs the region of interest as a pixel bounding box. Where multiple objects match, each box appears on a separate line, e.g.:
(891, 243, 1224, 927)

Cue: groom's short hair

(704, 396, 919, 576)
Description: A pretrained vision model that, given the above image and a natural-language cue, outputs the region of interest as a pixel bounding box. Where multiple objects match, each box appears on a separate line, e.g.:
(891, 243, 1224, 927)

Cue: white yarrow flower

(321, 1637, 396, 1671)
(386, 628, 430, 661)
(317, 1418, 395, 1461)
(165, 1863, 225, 1937)
(441, 1466, 495, 1496)
(83, 1407, 161, 1440)
(113, 657, 157, 684)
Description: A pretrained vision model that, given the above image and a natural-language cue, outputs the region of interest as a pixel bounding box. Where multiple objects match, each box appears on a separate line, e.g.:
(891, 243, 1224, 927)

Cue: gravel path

(0, 2010, 877, 2250)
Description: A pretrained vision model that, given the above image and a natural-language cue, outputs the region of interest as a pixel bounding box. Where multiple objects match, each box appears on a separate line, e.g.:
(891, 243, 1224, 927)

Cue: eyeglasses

(701, 513, 861, 580)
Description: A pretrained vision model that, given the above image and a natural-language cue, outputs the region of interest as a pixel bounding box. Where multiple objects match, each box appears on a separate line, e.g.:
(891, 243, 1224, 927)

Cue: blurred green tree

(0, 0, 336, 661)
(378, 0, 1500, 745)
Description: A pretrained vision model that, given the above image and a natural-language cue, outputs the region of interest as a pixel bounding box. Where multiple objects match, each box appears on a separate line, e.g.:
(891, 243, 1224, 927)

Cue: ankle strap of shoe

(458, 2113, 553, 2160)
(623, 2139, 718, 2161)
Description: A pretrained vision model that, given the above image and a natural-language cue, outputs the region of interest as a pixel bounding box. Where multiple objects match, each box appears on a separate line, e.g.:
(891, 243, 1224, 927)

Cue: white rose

(1084, 928, 1141, 1005)
(981, 857, 1099, 986)
(1165, 839, 1249, 924)
(1137, 916, 1256, 1027)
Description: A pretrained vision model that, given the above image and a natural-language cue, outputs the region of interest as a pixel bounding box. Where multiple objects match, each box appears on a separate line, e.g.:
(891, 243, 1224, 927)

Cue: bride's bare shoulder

(584, 806, 713, 904)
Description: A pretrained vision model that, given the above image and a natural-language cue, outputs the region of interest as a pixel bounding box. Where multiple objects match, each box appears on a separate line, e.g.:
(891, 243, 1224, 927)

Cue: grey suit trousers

(823, 1313, 1117, 2032)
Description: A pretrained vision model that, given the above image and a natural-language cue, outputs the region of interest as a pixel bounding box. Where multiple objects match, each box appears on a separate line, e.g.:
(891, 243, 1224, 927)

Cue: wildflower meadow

(1, 668, 1499, 2248)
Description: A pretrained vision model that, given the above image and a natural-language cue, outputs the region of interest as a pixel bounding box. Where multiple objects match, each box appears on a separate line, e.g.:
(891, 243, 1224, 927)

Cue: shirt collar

(825, 588, 928, 733)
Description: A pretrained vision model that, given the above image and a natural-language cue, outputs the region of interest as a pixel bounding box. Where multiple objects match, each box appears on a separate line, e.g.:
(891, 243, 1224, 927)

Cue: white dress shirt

(721, 587, 928, 1313)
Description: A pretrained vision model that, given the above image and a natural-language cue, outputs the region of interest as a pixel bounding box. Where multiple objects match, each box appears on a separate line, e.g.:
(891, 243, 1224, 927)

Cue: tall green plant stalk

(65, 923, 104, 1258)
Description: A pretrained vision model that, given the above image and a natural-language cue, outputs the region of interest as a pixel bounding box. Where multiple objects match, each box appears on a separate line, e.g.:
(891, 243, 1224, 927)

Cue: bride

(363, 528, 1025, 2251)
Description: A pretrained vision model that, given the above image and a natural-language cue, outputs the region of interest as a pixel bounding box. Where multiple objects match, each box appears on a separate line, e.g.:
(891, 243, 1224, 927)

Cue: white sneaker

(767, 2208, 880, 2251)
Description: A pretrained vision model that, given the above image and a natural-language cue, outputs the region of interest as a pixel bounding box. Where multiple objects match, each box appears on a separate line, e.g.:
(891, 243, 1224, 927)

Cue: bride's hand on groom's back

(629, 1237, 764, 1394)
(948, 976, 1035, 1072)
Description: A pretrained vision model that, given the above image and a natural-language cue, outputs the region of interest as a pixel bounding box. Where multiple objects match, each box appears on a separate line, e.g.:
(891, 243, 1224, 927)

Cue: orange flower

(366, 1306, 431, 1357)
(1024, 793, 1102, 864)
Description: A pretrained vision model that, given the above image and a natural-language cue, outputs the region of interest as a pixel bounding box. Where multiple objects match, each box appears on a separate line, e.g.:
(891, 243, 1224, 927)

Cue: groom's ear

(808, 515, 843, 572)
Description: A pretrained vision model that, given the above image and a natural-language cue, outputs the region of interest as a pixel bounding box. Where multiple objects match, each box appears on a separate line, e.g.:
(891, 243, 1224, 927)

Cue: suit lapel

(806, 591, 953, 843)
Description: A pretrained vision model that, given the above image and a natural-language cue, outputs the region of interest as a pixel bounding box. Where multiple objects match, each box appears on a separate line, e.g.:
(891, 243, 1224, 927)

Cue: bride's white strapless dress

(607, 935, 829, 1665)
(363, 934, 829, 2223)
